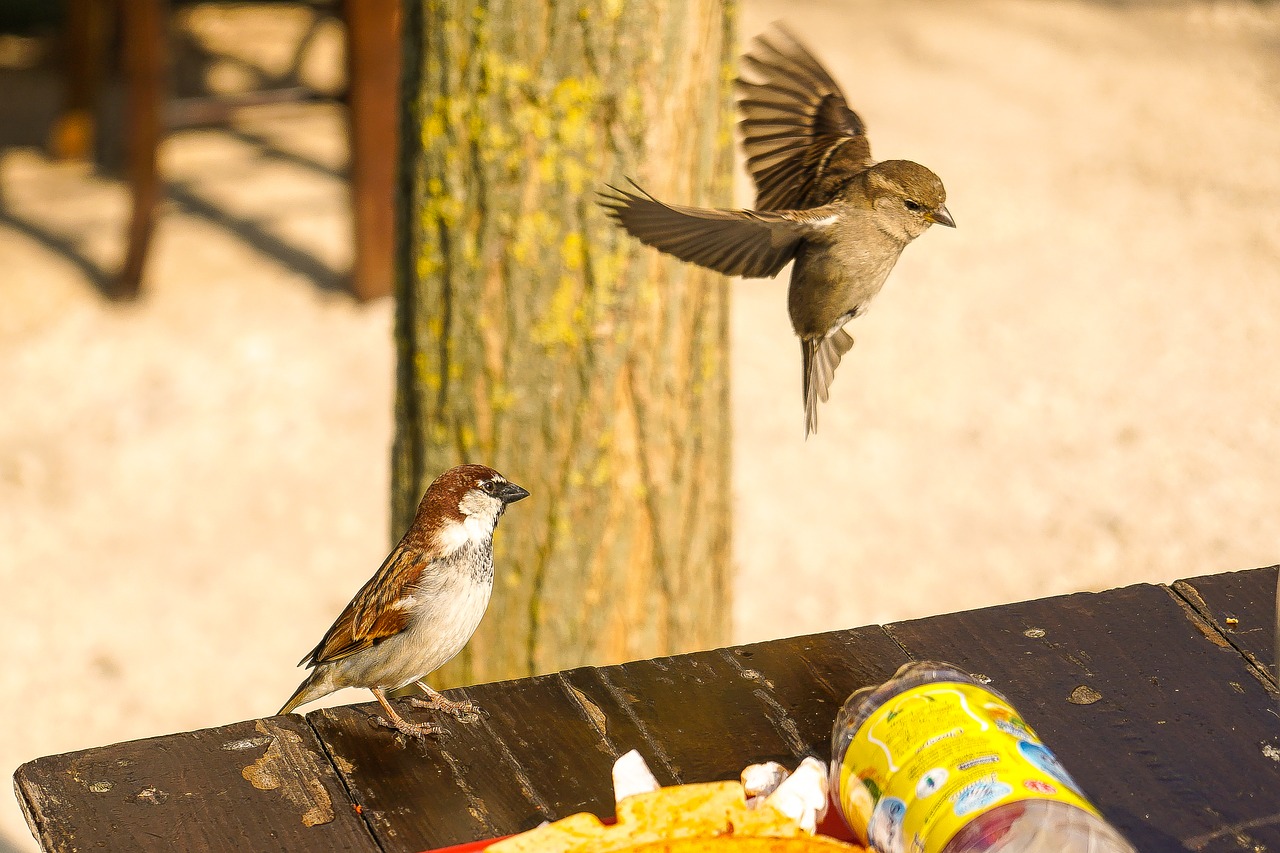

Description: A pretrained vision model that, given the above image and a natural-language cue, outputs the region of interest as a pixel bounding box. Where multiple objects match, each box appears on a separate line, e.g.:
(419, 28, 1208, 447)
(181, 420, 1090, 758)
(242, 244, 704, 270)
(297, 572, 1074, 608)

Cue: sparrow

(278, 464, 530, 738)
(601, 25, 954, 437)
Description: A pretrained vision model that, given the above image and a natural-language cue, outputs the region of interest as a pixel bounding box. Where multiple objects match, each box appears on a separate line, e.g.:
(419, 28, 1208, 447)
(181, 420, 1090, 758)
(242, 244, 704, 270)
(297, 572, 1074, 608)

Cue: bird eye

(481, 481, 499, 495)
(903, 199, 923, 212)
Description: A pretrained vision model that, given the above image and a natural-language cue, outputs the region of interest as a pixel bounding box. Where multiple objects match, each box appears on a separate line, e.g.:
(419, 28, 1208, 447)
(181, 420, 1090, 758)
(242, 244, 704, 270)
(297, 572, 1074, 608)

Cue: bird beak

(927, 205, 955, 228)
(498, 482, 530, 504)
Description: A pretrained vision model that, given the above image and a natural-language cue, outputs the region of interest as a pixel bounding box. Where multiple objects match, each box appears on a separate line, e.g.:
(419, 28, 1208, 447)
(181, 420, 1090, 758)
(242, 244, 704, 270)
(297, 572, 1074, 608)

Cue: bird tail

(278, 668, 332, 716)
(802, 328, 855, 438)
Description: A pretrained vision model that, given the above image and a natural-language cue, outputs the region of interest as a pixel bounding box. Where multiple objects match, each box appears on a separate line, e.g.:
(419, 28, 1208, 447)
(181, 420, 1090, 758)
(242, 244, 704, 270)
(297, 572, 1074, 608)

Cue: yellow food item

(487, 781, 864, 853)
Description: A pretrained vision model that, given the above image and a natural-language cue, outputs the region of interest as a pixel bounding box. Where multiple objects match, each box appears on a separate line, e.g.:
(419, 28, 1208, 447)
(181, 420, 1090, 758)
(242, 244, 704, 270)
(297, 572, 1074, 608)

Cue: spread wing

(300, 544, 427, 667)
(600, 181, 838, 278)
(736, 24, 873, 210)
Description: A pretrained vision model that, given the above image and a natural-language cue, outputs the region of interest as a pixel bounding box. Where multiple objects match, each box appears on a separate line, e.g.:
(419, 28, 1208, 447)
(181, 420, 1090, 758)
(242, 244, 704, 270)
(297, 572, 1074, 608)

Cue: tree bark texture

(393, 1, 737, 687)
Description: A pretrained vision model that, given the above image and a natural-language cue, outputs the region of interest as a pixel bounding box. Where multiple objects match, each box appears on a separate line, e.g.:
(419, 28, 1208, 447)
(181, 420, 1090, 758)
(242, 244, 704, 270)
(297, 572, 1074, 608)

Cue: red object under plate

(421, 810, 857, 852)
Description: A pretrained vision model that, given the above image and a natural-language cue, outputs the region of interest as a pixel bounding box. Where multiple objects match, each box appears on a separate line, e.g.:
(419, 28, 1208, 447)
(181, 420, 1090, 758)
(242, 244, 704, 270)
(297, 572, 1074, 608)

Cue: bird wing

(736, 24, 873, 210)
(300, 544, 427, 666)
(600, 182, 838, 278)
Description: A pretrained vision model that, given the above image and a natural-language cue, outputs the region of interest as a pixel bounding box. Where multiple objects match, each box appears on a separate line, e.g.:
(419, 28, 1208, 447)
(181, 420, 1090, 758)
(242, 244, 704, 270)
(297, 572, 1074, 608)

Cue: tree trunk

(393, 0, 736, 687)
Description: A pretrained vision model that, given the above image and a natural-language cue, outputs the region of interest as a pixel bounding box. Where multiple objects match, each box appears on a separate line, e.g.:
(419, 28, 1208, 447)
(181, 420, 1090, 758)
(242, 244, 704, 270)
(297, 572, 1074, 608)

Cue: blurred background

(2, 0, 1279, 849)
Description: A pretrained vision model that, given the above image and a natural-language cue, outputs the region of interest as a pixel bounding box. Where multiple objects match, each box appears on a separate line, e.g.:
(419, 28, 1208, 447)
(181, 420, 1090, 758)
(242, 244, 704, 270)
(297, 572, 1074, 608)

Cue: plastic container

(829, 661, 1137, 853)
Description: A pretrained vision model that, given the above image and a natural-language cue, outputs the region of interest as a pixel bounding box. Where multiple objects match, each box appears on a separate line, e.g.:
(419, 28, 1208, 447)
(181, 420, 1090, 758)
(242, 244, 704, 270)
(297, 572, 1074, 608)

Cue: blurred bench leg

(343, 0, 399, 301)
(51, 0, 109, 161)
(117, 0, 168, 300)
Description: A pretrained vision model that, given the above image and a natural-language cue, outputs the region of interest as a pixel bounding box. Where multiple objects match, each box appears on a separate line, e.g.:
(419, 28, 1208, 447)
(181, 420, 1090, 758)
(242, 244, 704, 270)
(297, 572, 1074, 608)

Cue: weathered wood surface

(14, 568, 1279, 853)
(13, 714, 379, 853)
(885, 574, 1280, 853)
(310, 670, 627, 852)
(1173, 564, 1278, 685)
(310, 625, 909, 851)
(578, 626, 909, 785)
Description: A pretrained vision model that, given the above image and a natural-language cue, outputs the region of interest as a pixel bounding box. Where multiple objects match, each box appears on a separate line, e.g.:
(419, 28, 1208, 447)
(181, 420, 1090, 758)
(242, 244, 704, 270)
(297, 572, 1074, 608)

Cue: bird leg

(410, 681, 484, 722)
(368, 688, 443, 738)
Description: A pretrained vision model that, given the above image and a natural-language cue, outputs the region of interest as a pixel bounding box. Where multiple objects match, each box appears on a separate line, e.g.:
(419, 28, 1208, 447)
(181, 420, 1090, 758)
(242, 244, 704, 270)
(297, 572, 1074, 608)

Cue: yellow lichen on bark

(394, 0, 736, 686)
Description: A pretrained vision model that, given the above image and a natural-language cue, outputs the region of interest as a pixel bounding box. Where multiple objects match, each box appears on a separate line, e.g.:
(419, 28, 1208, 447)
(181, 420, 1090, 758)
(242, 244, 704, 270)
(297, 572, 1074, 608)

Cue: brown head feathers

(405, 464, 507, 544)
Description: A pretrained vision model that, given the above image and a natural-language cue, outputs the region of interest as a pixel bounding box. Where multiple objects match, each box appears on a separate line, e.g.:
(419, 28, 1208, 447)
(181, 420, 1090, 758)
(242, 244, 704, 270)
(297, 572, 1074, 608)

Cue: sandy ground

(3, 1, 1280, 849)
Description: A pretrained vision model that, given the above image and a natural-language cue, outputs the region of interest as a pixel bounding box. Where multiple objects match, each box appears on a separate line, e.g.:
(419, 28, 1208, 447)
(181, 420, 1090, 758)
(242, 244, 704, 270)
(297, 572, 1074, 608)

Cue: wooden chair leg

(116, 0, 168, 300)
(343, 0, 400, 301)
(51, 0, 109, 161)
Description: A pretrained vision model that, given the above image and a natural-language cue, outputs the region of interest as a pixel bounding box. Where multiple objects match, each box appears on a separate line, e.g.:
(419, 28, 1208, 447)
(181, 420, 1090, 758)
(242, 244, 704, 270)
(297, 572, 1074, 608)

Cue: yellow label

(836, 682, 1100, 853)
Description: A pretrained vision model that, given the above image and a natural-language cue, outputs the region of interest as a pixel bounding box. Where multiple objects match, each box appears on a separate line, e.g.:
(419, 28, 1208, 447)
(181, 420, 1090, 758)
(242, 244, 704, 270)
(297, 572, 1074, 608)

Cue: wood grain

(18, 575, 1280, 852)
(577, 626, 908, 785)
(1173, 564, 1278, 686)
(311, 671, 624, 852)
(885, 582, 1280, 852)
(309, 627, 907, 852)
(14, 715, 378, 853)
(720, 626, 911, 762)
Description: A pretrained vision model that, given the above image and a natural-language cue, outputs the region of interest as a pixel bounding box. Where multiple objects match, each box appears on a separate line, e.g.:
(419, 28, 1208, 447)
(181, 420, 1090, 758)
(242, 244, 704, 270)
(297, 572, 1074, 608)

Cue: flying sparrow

(279, 464, 529, 738)
(602, 25, 954, 437)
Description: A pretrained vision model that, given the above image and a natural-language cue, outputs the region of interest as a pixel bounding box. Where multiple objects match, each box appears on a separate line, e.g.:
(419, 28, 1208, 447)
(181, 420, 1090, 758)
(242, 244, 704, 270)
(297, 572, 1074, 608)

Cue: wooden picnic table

(15, 566, 1279, 852)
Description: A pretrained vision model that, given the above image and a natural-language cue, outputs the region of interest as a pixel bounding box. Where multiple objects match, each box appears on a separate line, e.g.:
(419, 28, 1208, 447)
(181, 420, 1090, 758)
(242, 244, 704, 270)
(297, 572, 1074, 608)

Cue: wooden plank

(26, 574, 1278, 852)
(13, 715, 378, 853)
(580, 649, 801, 785)
(721, 625, 911, 763)
(1173, 564, 1278, 685)
(309, 626, 907, 852)
(884, 582, 1280, 853)
(308, 669, 624, 853)
(579, 625, 908, 786)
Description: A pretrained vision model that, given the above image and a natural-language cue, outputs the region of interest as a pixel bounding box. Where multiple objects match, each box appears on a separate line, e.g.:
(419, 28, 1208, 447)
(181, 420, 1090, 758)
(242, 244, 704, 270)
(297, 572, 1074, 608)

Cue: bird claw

(368, 713, 443, 739)
(409, 695, 485, 723)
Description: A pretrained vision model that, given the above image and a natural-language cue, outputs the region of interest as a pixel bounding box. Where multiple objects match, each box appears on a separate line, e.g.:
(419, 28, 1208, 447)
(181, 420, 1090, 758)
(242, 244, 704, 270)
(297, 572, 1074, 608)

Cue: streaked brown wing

(301, 545, 425, 666)
(600, 182, 834, 278)
(736, 24, 872, 210)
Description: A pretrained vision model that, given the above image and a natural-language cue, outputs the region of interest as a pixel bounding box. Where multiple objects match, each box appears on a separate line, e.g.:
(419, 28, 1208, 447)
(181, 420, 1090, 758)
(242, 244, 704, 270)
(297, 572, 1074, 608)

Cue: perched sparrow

(279, 464, 529, 738)
(602, 25, 954, 437)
